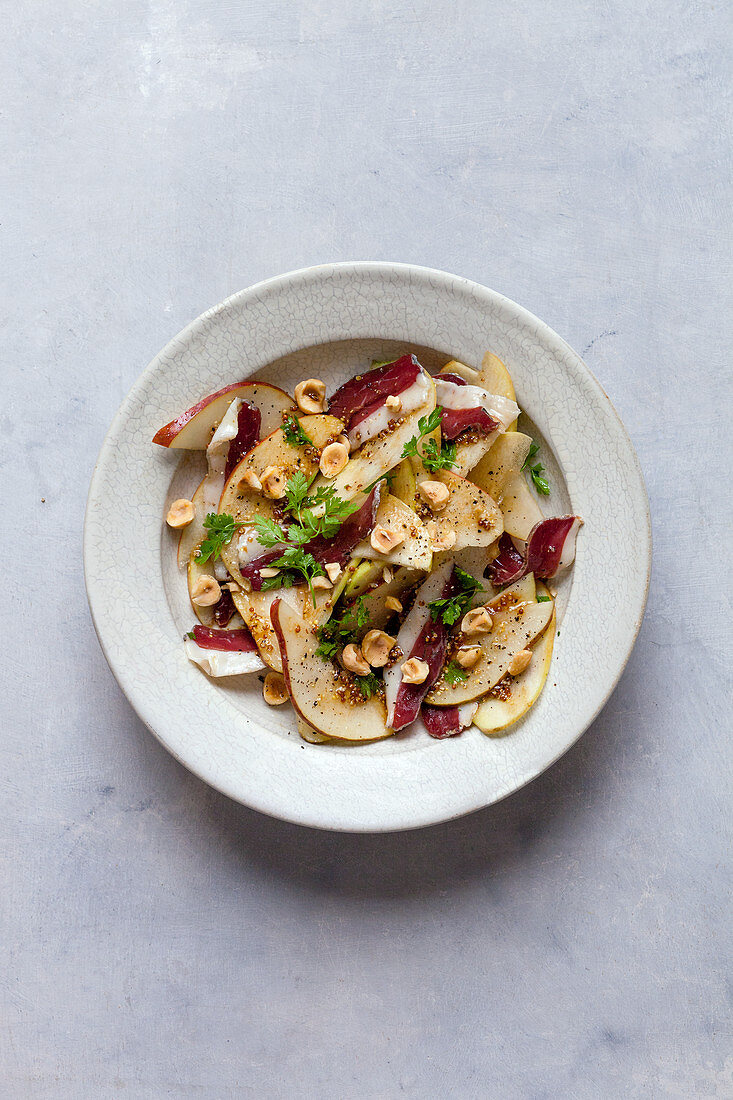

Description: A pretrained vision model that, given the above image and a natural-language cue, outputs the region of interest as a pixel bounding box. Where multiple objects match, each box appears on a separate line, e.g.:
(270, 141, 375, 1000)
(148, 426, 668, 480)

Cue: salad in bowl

(155, 352, 582, 744)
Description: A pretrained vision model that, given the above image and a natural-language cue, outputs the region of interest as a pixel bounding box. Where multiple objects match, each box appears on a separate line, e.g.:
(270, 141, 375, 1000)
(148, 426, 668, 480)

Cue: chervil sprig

(443, 660, 468, 686)
(522, 441, 550, 495)
(428, 567, 482, 626)
(282, 415, 313, 448)
(401, 407, 444, 461)
(421, 436, 458, 474)
(315, 597, 369, 662)
(195, 513, 239, 564)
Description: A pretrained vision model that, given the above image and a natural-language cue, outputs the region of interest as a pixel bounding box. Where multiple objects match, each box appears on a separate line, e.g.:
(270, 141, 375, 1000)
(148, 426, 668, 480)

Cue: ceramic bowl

(84, 262, 651, 832)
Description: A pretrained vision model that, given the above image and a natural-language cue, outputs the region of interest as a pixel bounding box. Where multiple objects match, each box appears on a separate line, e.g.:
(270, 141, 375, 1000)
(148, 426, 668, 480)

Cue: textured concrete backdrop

(2, 1, 731, 1097)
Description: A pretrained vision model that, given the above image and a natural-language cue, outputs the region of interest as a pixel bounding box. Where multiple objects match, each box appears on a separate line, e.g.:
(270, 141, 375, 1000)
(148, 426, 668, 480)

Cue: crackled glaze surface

(84, 263, 650, 831)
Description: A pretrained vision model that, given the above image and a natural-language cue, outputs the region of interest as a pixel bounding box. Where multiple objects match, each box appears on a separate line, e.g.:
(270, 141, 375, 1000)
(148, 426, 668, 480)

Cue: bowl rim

(84, 261, 651, 832)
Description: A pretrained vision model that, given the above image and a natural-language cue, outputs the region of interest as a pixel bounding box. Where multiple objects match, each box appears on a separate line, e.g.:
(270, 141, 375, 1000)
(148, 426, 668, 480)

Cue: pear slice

(428, 471, 503, 550)
(353, 494, 432, 570)
(470, 431, 533, 501)
(474, 582, 556, 734)
(390, 458, 417, 510)
(297, 716, 332, 744)
(153, 381, 294, 449)
(440, 360, 481, 384)
(230, 587, 305, 672)
(176, 477, 208, 570)
(500, 471, 545, 540)
(311, 375, 436, 502)
(424, 573, 552, 706)
(301, 557, 362, 630)
(218, 414, 343, 583)
(271, 599, 392, 742)
(343, 559, 384, 599)
(349, 566, 421, 636)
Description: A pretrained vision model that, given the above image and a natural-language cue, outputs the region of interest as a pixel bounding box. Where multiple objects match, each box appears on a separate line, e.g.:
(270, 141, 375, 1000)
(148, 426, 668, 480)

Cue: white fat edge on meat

(184, 638, 265, 677)
(434, 379, 519, 430)
(202, 397, 243, 511)
(557, 518, 583, 572)
(383, 558, 454, 728)
(236, 525, 286, 569)
(348, 370, 431, 449)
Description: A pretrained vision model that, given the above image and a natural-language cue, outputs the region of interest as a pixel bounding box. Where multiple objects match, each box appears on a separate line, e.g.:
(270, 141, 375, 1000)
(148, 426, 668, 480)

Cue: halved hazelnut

(259, 567, 280, 578)
(461, 607, 493, 635)
(382, 566, 393, 583)
(294, 378, 327, 414)
(239, 469, 262, 492)
(401, 657, 429, 685)
(312, 575, 333, 590)
(384, 595, 403, 613)
(426, 521, 456, 551)
(361, 629, 396, 668)
(455, 645, 482, 669)
(325, 562, 342, 583)
(508, 649, 532, 676)
(385, 395, 402, 413)
(166, 498, 195, 528)
(319, 441, 349, 478)
(263, 671, 288, 705)
(418, 480, 450, 511)
(191, 574, 221, 606)
(341, 643, 370, 676)
(370, 525, 405, 554)
(261, 465, 287, 498)
(337, 433, 352, 453)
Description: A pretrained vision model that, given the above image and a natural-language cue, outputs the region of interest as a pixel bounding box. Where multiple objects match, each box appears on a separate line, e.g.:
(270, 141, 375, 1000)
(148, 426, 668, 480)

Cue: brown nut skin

(508, 648, 532, 676)
(370, 524, 405, 554)
(461, 607, 493, 635)
(263, 671, 288, 705)
(418, 480, 450, 511)
(191, 574, 221, 606)
(341, 643, 370, 676)
(166, 498, 196, 528)
(455, 645, 482, 669)
(294, 378, 327, 414)
(384, 595, 403, 613)
(260, 465, 287, 499)
(361, 629, 396, 668)
(401, 657, 430, 684)
(319, 441, 349, 478)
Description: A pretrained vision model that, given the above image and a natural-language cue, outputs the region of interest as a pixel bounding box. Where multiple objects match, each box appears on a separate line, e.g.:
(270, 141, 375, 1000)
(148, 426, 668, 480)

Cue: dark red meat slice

(440, 406, 499, 441)
(328, 355, 421, 428)
(438, 372, 468, 386)
(241, 485, 382, 589)
(421, 705, 462, 739)
(487, 517, 581, 586)
(213, 587, 236, 627)
(224, 401, 261, 481)
(189, 625, 258, 651)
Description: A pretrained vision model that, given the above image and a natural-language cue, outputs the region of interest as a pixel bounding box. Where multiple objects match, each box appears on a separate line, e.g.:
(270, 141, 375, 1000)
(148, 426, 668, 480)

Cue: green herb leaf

(250, 515, 288, 548)
(443, 660, 468, 686)
(370, 358, 396, 370)
(428, 567, 482, 626)
(421, 437, 458, 474)
(195, 513, 238, 564)
(185, 630, 196, 640)
(401, 406, 444, 461)
(536, 594, 551, 603)
(355, 672, 381, 699)
(282, 415, 313, 448)
(315, 596, 368, 661)
(261, 546, 325, 604)
(522, 440, 550, 495)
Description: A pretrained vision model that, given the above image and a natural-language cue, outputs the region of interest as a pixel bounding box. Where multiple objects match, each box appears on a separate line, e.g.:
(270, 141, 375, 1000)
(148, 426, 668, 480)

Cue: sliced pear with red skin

(500, 470, 544, 540)
(440, 360, 481, 385)
(176, 477, 208, 570)
(230, 586, 305, 672)
(470, 431, 533, 502)
(311, 375, 436, 502)
(428, 471, 503, 550)
(424, 573, 552, 706)
(353, 494, 432, 570)
(272, 599, 392, 742)
(297, 716, 332, 744)
(474, 581, 555, 735)
(218, 414, 343, 584)
(153, 381, 294, 449)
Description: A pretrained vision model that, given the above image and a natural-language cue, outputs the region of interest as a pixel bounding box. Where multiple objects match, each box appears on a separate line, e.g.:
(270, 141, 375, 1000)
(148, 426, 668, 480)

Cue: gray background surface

(3, 2, 731, 1097)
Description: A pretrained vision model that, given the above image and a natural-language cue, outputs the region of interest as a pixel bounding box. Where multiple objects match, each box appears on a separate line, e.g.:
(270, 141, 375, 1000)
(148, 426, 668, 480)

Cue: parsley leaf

(195, 513, 238, 564)
(401, 406, 444, 461)
(355, 672, 381, 699)
(522, 440, 550, 495)
(428, 567, 482, 626)
(250, 515, 288, 548)
(443, 660, 468, 686)
(282, 415, 313, 448)
(315, 597, 368, 661)
(370, 358, 395, 369)
(185, 630, 196, 640)
(261, 547, 325, 604)
(536, 594, 551, 603)
(421, 436, 458, 474)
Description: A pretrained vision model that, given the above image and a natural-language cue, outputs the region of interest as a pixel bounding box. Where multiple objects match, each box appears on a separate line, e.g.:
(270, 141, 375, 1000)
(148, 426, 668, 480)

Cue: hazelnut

(426, 521, 456, 551)
(319, 441, 349, 478)
(384, 595, 403, 613)
(224, 582, 240, 593)
(263, 671, 288, 705)
(259, 567, 280, 578)
(325, 562, 342, 583)
(261, 465, 287, 498)
(312, 575, 333, 590)
(382, 566, 393, 583)
(337, 433, 351, 452)
(508, 649, 533, 676)
(418, 480, 450, 511)
(401, 657, 430, 685)
(461, 607, 493, 635)
(385, 395, 402, 413)
(361, 629, 396, 668)
(370, 524, 405, 554)
(294, 378, 327, 414)
(191, 574, 221, 606)
(341, 643, 370, 676)
(239, 469, 262, 492)
(455, 645, 482, 669)
(166, 498, 195, 528)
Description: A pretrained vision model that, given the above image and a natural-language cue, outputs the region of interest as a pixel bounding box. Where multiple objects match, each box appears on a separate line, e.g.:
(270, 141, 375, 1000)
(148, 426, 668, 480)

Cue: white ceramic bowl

(84, 262, 651, 832)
